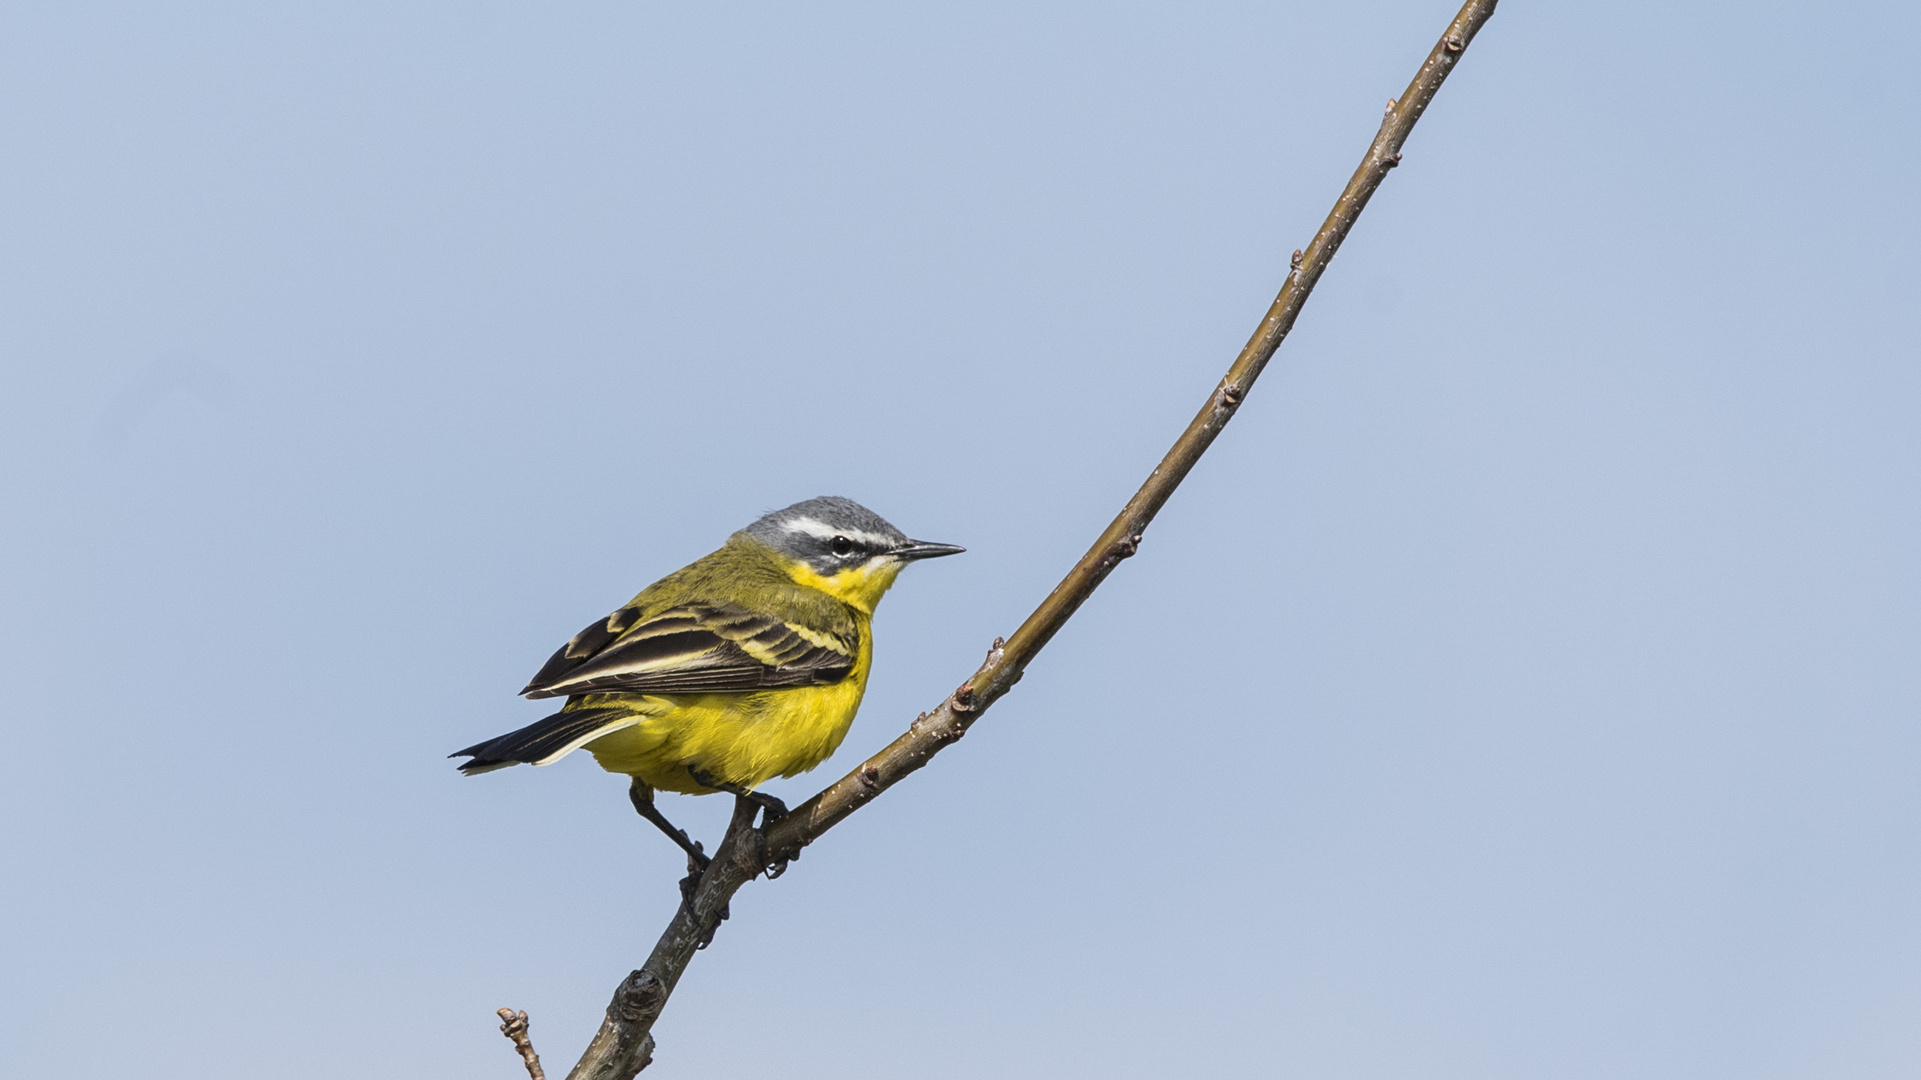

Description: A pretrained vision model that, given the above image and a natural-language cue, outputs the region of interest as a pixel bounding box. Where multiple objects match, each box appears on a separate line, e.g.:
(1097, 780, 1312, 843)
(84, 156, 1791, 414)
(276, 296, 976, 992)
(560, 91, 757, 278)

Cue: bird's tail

(450, 707, 640, 775)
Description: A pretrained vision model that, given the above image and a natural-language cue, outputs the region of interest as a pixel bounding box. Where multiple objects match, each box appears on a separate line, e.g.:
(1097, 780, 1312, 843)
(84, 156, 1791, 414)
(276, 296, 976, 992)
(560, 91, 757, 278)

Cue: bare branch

(496, 1009, 547, 1080)
(564, 2, 1498, 1075)
(772, 0, 1497, 861)
(564, 798, 760, 1080)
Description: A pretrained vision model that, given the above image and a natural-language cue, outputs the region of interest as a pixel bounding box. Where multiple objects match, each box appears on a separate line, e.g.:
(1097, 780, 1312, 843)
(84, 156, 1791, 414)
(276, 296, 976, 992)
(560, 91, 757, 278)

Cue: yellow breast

(584, 626, 873, 793)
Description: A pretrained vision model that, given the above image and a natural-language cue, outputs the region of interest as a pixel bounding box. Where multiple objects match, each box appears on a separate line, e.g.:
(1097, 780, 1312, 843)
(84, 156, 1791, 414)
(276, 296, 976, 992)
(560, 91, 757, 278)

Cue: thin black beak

(892, 539, 966, 561)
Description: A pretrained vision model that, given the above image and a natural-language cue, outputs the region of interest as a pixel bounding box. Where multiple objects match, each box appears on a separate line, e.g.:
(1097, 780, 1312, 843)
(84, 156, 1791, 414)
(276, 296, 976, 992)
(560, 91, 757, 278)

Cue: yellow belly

(581, 658, 869, 794)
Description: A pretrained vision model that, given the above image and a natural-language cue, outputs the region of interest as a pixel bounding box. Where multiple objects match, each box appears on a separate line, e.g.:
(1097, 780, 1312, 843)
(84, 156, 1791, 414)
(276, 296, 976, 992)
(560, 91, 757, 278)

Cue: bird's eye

(830, 535, 855, 557)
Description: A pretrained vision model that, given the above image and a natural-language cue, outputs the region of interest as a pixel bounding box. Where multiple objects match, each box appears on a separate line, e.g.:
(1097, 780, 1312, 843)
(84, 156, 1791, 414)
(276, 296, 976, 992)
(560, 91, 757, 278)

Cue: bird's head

(739, 496, 964, 612)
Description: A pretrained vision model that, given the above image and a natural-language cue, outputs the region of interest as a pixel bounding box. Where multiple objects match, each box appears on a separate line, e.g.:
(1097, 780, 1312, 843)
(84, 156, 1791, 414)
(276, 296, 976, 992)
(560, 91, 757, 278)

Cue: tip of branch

(496, 1009, 547, 1080)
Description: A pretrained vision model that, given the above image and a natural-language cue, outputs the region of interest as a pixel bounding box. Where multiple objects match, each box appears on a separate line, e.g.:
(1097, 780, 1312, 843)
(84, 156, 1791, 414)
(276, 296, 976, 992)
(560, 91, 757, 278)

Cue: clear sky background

(4, 2, 1918, 1077)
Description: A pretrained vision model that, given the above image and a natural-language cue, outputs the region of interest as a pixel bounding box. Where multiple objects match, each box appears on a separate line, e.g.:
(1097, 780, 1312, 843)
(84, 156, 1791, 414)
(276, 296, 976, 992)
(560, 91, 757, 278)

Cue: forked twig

(547, 3, 1500, 1076)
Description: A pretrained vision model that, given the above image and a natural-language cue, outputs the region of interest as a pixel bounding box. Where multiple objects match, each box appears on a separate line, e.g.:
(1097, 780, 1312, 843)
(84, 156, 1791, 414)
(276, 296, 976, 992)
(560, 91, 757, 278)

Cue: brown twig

(562, 2, 1498, 1076)
(496, 1009, 548, 1080)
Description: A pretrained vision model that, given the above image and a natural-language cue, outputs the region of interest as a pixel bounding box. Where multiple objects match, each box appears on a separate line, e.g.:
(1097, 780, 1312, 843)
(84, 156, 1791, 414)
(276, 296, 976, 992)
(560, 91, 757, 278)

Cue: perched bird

(452, 496, 963, 869)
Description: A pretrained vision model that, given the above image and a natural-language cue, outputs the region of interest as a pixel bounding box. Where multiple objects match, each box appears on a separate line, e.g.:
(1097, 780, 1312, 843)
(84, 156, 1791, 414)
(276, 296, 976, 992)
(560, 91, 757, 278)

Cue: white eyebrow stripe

(781, 517, 893, 548)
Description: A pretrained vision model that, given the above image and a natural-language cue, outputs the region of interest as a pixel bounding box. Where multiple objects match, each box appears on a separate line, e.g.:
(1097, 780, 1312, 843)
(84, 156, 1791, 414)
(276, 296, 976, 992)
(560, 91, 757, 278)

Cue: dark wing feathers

(519, 605, 661, 693)
(520, 602, 856, 700)
(451, 707, 632, 774)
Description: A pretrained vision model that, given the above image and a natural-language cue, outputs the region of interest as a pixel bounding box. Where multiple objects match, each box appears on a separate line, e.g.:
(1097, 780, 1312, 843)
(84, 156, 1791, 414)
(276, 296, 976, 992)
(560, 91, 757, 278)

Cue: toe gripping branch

(661, 776, 799, 950)
(691, 791, 794, 951)
(687, 768, 794, 880)
(630, 771, 803, 952)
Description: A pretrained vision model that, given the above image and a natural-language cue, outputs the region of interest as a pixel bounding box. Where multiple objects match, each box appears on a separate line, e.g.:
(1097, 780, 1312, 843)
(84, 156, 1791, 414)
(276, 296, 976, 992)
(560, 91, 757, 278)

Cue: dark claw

(677, 841, 709, 912)
(695, 900, 729, 949)
(682, 842, 730, 948)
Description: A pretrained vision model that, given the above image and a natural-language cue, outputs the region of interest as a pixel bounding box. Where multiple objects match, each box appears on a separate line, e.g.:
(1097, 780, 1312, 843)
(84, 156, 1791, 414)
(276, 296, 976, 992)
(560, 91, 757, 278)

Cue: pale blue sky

(4, 3, 1919, 1077)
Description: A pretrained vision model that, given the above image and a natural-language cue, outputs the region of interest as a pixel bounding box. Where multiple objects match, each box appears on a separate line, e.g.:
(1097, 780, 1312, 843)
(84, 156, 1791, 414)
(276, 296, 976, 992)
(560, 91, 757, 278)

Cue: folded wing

(519, 602, 857, 699)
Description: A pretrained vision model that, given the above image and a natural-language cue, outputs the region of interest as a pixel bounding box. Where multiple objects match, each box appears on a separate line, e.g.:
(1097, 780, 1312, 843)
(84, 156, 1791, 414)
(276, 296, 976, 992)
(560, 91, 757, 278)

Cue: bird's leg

(689, 769, 794, 879)
(687, 768, 787, 824)
(628, 778, 709, 909)
(695, 796, 758, 951)
(628, 778, 709, 864)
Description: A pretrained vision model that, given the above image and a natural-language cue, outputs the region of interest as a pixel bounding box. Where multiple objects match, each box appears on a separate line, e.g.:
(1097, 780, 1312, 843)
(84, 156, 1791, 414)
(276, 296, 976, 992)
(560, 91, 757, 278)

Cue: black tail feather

(450, 707, 629, 775)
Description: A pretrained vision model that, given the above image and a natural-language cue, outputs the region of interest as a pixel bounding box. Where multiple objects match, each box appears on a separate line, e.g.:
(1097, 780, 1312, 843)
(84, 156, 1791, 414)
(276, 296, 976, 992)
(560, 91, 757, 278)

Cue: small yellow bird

(453, 496, 962, 868)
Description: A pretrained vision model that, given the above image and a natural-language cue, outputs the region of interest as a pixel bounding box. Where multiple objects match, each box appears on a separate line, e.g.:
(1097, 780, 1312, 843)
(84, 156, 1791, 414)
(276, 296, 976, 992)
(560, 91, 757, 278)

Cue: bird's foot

(688, 770, 794, 880)
(677, 840, 709, 913)
(679, 839, 732, 949)
(762, 848, 793, 880)
(695, 898, 730, 950)
(751, 800, 794, 881)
